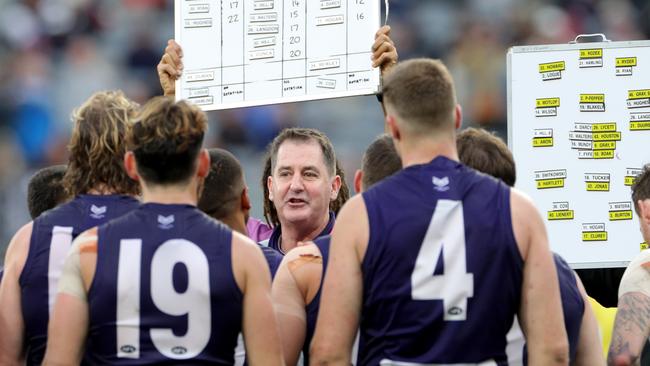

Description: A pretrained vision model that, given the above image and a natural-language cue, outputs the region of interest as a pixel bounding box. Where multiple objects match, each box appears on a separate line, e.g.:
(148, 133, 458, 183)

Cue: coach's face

(268, 139, 340, 229)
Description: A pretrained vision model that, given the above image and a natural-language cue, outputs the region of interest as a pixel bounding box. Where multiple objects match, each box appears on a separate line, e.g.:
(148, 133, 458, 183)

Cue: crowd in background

(0, 0, 649, 261)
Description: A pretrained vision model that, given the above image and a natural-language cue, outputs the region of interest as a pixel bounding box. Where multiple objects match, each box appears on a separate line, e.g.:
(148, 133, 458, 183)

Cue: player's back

(19, 194, 139, 365)
(86, 203, 242, 365)
(360, 156, 523, 365)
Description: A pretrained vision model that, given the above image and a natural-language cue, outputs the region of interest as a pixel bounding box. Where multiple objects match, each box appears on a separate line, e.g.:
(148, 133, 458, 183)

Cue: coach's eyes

(303, 171, 318, 178)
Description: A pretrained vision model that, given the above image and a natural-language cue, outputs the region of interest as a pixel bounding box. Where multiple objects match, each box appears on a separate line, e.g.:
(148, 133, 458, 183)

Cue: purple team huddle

(1, 25, 650, 366)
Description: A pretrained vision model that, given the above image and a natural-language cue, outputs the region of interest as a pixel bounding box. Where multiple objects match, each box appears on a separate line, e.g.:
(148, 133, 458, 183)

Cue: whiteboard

(175, 0, 381, 111)
(508, 40, 650, 268)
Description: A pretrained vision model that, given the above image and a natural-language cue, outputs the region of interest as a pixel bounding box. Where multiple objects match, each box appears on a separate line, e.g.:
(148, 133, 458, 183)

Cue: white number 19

(411, 200, 474, 321)
(116, 239, 211, 359)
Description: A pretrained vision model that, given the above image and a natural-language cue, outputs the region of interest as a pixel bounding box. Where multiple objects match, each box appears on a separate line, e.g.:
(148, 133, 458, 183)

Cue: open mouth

(287, 198, 307, 206)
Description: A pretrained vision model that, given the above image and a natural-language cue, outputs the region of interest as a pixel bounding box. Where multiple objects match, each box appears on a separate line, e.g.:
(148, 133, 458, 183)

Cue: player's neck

(140, 182, 199, 206)
(280, 213, 329, 253)
(399, 138, 459, 168)
(218, 214, 248, 237)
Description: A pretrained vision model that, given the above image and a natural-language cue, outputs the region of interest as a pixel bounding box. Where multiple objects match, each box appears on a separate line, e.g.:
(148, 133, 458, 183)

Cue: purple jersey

(246, 217, 273, 242)
(264, 211, 335, 254)
(19, 194, 139, 366)
(303, 235, 330, 365)
(85, 203, 242, 365)
(359, 157, 523, 365)
(521, 254, 584, 364)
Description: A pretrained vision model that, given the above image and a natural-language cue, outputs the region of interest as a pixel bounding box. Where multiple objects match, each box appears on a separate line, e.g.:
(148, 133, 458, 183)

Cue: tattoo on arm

(608, 292, 650, 365)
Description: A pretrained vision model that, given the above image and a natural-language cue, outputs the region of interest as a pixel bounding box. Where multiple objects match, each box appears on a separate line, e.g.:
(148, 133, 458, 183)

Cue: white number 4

(411, 200, 474, 321)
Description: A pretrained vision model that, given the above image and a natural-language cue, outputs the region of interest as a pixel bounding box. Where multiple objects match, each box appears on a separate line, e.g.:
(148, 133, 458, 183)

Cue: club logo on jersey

(120, 344, 136, 354)
(171, 346, 187, 355)
(90, 205, 107, 219)
(432, 176, 450, 192)
(448, 306, 463, 316)
(158, 215, 175, 230)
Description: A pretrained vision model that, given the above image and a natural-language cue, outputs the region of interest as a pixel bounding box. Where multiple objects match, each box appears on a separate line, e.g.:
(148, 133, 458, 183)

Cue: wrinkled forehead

(273, 139, 330, 174)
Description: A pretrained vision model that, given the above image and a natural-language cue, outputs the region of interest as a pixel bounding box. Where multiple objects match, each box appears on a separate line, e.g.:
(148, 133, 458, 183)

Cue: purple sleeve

(246, 217, 273, 242)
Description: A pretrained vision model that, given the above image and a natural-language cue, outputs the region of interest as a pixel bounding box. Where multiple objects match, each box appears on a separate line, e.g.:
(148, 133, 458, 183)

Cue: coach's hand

(372, 25, 398, 75)
(157, 39, 183, 97)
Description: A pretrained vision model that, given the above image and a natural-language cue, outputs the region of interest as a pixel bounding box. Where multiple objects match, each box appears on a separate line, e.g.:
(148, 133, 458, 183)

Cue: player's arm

(272, 244, 322, 366)
(0, 222, 32, 365)
(43, 228, 98, 366)
(310, 195, 368, 366)
(231, 232, 284, 366)
(157, 39, 183, 97)
(573, 273, 606, 366)
(511, 189, 569, 365)
(607, 252, 650, 366)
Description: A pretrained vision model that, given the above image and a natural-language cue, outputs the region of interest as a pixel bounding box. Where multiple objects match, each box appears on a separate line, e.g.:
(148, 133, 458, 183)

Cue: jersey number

(410, 200, 474, 321)
(48, 226, 74, 314)
(116, 239, 211, 359)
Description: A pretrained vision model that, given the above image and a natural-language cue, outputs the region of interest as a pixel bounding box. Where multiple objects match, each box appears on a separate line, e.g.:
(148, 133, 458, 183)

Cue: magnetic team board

(508, 40, 650, 268)
(175, 0, 381, 111)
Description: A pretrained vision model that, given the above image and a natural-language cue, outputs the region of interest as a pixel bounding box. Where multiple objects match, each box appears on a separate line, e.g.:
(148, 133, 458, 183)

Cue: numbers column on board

(221, 0, 245, 103)
(347, 0, 376, 90)
(244, 0, 283, 101)
(306, 0, 347, 94)
(181, 0, 222, 107)
(282, 0, 307, 97)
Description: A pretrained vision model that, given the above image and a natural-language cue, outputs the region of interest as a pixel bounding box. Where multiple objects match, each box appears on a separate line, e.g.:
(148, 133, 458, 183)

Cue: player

(199, 148, 283, 276)
(310, 59, 569, 365)
(272, 134, 401, 366)
(608, 165, 650, 366)
(456, 127, 604, 365)
(43, 97, 284, 365)
(26, 164, 68, 219)
(0, 91, 141, 366)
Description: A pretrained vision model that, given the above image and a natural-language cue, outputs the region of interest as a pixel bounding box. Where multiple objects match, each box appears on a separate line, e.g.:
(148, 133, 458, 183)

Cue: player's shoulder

(283, 242, 322, 262)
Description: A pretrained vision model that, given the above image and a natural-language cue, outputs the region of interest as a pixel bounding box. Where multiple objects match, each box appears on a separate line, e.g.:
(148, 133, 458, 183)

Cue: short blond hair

(63, 90, 139, 197)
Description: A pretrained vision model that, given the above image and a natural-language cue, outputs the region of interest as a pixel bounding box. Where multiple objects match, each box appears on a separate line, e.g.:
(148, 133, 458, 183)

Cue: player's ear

(267, 175, 274, 201)
(197, 149, 210, 178)
(639, 199, 650, 225)
(386, 115, 400, 142)
(454, 104, 463, 130)
(330, 174, 342, 201)
(241, 186, 252, 211)
(354, 169, 363, 194)
(124, 151, 139, 182)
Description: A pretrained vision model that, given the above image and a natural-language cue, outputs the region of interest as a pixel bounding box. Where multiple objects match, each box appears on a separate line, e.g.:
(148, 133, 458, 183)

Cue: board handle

(570, 33, 610, 44)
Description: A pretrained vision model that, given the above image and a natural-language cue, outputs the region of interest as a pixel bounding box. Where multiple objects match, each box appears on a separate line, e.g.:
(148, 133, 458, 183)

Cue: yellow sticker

(628, 89, 650, 100)
(537, 179, 564, 189)
(539, 61, 566, 73)
(594, 150, 614, 159)
(609, 211, 633, 221)
(625, 176, 637, 186)
(580, 49, 603, 59)
(532, 137, 553, 147)
(586, 182, 610, 191)
(616, 57, 637, 67)
(592, 141, 616, 150)
(548, 210, 574, 220)
(642, 242, 649, 250)
(536, 98, 561, 108)
(582, 231, 608, 241)
(592, 132, 621, 141)
(592, 123, 617, 132)
(580, 94, 605, 103)
(631, 121, 650, 131)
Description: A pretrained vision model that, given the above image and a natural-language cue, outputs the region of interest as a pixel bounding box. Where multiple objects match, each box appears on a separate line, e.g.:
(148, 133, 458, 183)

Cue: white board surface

(508, 40, 650, 268)
(175, 0, 381, 111)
